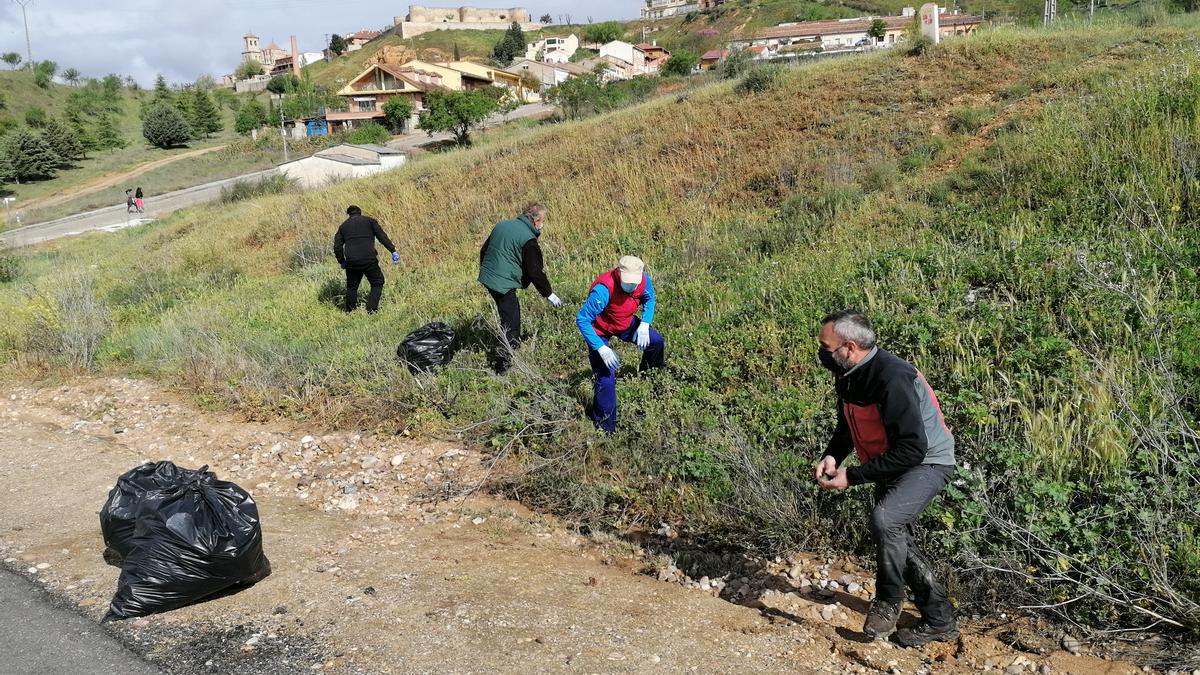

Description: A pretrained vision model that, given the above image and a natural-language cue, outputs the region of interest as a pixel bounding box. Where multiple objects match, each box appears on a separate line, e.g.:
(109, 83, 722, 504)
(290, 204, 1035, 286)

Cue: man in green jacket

(478, 203, 563, 371)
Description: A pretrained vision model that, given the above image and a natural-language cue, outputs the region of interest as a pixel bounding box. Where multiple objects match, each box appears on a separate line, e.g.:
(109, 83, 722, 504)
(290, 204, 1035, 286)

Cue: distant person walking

(813, 310, 958, 647)
(332, 205, 400, 314)
(125, 189, 135, 214)
(134, 187, 145, 213)
(576, 255, 665, 433)
(477, 203, 562, 371)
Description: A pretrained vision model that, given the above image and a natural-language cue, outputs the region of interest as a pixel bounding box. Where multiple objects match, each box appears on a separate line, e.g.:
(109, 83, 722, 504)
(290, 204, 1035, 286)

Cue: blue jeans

(587, 319, 665, 433)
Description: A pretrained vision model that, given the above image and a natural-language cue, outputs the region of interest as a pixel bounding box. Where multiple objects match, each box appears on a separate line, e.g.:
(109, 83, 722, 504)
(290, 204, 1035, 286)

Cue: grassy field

(3, 15, 1200, 646)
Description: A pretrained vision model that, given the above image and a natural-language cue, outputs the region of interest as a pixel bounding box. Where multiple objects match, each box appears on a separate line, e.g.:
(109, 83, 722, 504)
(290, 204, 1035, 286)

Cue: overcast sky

(0, 0, 642, 85)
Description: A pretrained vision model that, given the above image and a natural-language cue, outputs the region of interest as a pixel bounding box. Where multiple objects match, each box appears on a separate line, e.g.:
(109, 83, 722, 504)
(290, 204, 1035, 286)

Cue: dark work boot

(863, 599, 900, 640)
(895, 619, 960, 647)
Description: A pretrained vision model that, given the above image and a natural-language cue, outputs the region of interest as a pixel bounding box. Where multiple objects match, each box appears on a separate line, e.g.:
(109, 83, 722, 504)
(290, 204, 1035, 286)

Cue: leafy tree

(347, 121, 391, 145)
(662, 51, 699, 77)
(142, 103, 192, 148)
(42, 117, 85, 164)
(101, 74, 123, 101)
(540, 13, 553, 23)
(491, 21, 527, 67)
(2, 128, 60, 180)
(33, 60, 57, 88)
(212, 88, 238, 111)
(585, 21, 624, 44)
(267, 73, 300, 95)
(234, 99, 269, 135)
(545, 70, 605, 119)
(1, 52, 20, 69)
(62, 68, 82, 86)
(281, 76, 339, 120)
(234, 60, 264, 80)
(417, 89, 499, 145)
(329, 34, 347, 56)
(193, 74, 217, 90)
(24, 106, 48, 128)
(94, 114, 127, 151)
(868, 19, 888, 43)
(187, 88, 223, 138)
(382, 96, 415, 133)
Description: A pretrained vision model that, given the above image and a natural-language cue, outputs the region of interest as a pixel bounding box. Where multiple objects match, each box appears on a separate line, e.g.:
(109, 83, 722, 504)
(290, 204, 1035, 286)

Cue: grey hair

(522, 202, 548, 221)
(822, 310, 877, 349)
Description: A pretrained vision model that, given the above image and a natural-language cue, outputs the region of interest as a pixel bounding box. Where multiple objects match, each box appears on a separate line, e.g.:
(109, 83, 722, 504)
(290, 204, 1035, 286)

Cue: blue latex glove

(391, 251, 401, 264)
(635, 322, 651, 350)
(597, 346, 619, 370)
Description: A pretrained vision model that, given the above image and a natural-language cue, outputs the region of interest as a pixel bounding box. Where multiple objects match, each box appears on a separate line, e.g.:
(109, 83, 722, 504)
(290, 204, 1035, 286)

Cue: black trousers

(869, 463, 956, 627)
(488, 288, 521, 355)
(345, 261, 385, 314)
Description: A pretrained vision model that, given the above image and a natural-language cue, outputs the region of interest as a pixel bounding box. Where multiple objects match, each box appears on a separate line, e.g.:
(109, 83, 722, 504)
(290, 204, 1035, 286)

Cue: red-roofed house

(346, 31, 382, 52)
(330, 63, 446, 132)
(635, 43, 672, 74)
(699, 49, 729, 70)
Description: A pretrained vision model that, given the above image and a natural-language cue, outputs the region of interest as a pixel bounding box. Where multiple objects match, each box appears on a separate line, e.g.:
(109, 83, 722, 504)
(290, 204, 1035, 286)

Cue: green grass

(4, 16, 1200, 642)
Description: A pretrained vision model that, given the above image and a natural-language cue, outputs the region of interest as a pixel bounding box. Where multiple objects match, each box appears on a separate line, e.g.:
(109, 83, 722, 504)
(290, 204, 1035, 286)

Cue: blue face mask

(621, 282, 638, 294)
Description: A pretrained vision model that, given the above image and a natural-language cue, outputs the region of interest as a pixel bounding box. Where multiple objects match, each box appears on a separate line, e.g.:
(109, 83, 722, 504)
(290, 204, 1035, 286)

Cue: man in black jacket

(333, 205, 400, 314)
(814, 310, 958, 647)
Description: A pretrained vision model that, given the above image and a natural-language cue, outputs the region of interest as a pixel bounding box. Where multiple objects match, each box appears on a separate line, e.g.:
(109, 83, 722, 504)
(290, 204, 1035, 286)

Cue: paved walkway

(0, 569, 160, 675)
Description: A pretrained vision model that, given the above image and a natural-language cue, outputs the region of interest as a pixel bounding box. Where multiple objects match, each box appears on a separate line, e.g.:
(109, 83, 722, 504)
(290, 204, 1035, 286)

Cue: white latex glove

(635, 322, 651, 350)
(598, 346, 619, 370)
(547, 293, 563, 308)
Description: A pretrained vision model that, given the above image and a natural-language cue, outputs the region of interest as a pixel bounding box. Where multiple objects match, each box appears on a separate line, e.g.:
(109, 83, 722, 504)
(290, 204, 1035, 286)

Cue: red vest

(590, 269, 646, 337)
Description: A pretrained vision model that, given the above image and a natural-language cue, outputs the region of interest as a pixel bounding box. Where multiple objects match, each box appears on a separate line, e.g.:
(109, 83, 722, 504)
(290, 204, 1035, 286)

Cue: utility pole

(12, 0, 34, 66)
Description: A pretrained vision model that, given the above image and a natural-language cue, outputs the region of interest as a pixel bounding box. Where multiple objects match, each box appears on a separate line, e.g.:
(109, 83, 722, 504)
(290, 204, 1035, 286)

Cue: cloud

(0, 1, 642, 85)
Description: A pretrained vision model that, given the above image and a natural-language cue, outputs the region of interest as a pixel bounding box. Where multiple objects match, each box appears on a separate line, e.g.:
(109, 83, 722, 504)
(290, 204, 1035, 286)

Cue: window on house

(355, 98, 377, 112)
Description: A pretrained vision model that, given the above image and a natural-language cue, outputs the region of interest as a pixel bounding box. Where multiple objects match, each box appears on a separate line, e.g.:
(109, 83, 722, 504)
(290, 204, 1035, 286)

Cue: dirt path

(18, 145, 227, 213)
(0, 377, 1146, 674)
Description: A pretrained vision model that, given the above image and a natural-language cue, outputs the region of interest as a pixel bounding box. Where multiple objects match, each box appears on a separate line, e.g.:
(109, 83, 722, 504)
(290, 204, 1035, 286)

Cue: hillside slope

(3, 16, 1200, 648)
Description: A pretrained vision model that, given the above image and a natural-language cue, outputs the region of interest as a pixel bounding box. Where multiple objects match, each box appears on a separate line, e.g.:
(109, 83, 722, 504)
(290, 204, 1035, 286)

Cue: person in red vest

(575, 255, 665, 432)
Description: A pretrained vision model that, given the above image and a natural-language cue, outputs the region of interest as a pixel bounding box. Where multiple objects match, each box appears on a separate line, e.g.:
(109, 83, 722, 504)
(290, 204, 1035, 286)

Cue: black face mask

(818, 348, 848, 376)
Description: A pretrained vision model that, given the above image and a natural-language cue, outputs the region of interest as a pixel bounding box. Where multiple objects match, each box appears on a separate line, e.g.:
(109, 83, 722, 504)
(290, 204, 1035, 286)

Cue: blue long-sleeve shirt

(575, 275, 656, 351)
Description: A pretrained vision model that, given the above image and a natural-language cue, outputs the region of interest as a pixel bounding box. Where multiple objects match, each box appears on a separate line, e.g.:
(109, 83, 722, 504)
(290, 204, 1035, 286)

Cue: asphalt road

(0, 168, 279, 249)
(0, 570, 161, 675)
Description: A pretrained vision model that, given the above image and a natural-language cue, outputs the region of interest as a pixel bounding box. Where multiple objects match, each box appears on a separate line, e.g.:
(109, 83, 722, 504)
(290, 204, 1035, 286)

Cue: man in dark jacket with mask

(478, 203, 562, 371)
(333, 205, 400, 314)
(814, 310, 958, 648)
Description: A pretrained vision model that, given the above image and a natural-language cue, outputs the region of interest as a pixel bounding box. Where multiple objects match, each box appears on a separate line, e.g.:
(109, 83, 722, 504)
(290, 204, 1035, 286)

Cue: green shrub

(0, 249, 21, 283)
(998, 81, 1032, 101)
(901, 135, 949, 171)
(736, 66, 783, 95)
(348, 122, 392, 145)
(219, 173, 295, 204)
(948, 106, 994, 134)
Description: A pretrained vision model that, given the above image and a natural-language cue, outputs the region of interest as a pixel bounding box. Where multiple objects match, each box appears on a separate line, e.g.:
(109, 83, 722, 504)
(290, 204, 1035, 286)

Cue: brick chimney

(291, 35, 301, 76)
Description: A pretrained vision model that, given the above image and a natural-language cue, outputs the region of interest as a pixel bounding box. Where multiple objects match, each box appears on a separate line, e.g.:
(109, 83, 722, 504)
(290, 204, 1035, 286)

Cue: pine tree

(175, 94, 197, 138)
(152, 74, 173, 105)
(187, 89, 223, 139)
(142, 104, 192, 149)
(71, 118, 99, 153)
(94, 114, 127, 151)
(2, 128, 61, 181)
(42, 117, 85, 164)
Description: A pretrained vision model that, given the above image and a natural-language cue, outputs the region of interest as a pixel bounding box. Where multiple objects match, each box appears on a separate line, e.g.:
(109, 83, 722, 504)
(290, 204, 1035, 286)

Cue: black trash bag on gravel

(100, 461, 207, 566)
(396, 322, 457, 374)
(101, 462, 271, 621)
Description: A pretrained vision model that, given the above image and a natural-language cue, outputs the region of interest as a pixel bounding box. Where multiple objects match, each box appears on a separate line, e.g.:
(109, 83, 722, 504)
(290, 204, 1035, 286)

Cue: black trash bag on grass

(396, 322, 457, 374)
(101, 462, 271, 621)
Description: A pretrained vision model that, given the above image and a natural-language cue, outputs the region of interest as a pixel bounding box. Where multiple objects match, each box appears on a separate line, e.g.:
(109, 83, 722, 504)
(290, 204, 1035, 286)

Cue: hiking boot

(895, 620, 960, 647)
(863, 599, 900, 640)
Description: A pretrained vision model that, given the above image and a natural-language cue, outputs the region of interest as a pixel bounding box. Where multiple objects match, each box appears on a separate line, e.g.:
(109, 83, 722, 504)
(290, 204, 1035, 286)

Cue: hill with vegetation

(3, 14, 1200, 654)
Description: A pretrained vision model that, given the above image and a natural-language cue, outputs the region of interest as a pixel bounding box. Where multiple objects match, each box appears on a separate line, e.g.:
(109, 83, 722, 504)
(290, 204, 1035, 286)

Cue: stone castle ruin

(395, 5, 540, 38)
